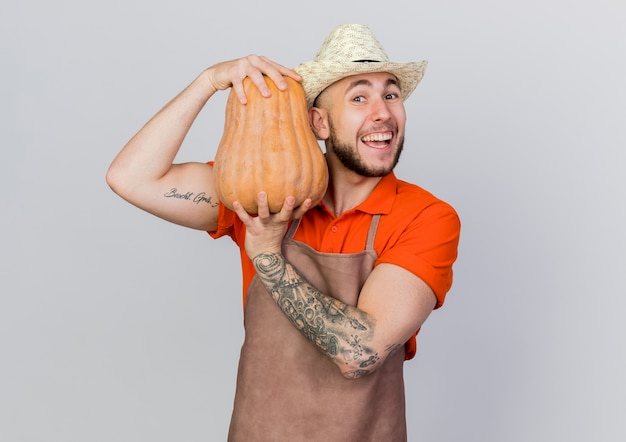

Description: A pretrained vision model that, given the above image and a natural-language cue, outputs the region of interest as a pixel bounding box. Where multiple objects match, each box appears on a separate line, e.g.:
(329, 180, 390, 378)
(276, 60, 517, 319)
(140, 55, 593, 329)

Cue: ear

(308, 107, 330, 140)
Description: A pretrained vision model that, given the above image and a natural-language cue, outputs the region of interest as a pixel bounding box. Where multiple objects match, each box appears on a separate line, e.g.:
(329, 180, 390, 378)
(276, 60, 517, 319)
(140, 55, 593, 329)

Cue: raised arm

(106, 55, 301, 231)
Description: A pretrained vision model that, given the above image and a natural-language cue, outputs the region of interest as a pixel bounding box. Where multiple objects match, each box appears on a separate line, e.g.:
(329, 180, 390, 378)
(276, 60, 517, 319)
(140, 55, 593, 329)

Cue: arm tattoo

(253, 252, 395, 378)
(163, 188, 219, 206)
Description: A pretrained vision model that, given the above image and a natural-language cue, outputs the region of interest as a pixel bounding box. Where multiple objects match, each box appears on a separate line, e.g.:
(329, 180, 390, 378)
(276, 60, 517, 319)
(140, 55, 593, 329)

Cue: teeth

(362, 133, 391, 142)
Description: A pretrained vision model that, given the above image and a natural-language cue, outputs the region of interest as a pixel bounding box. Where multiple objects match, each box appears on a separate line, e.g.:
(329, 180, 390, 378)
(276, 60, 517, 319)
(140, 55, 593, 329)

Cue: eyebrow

(345, 76, 399, 94)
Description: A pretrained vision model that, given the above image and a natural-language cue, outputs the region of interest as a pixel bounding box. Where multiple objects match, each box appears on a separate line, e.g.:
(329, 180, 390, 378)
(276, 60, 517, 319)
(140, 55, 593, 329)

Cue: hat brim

(293, 60, 427, 108)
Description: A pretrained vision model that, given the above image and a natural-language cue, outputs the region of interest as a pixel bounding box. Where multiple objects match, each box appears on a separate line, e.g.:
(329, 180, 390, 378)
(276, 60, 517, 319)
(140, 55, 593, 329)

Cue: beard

(328, 124, 404, 178)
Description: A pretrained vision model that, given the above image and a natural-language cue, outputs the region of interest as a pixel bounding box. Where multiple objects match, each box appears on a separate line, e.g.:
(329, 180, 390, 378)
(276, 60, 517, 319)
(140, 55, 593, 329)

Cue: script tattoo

(253, 252, 378, 378)
(163, 188, 219, 207)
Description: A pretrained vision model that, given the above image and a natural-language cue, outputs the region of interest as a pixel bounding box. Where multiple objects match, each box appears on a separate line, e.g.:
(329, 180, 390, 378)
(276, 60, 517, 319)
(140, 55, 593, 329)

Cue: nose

(370, 97, 391, 122)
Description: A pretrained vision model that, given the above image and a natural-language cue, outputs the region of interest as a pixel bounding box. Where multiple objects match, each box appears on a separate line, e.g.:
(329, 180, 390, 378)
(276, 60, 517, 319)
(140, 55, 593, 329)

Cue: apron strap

(365, 214, 381, 251)
(284, 218, 301, 241)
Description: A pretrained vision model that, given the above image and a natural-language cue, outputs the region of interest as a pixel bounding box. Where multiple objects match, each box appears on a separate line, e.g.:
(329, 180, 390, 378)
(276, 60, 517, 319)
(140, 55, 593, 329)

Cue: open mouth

(361, 132, 393, 149)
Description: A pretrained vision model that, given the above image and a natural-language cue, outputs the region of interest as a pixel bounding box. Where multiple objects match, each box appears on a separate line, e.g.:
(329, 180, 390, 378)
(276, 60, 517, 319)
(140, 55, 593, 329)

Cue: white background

(2, 1, 625, 441)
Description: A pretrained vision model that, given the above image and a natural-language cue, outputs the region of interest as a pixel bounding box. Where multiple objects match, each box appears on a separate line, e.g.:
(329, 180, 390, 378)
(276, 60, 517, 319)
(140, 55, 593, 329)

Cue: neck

(322, 168, 382, 217)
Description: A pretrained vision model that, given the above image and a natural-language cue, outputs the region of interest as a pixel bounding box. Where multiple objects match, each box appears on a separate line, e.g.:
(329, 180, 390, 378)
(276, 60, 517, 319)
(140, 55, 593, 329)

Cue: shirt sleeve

(207, 200, 237, 240)
(376, 200, 461, 309)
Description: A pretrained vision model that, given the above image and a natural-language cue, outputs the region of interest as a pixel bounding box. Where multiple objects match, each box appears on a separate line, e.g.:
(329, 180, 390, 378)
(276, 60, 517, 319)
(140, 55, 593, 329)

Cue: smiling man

(107, 24, 461, 441)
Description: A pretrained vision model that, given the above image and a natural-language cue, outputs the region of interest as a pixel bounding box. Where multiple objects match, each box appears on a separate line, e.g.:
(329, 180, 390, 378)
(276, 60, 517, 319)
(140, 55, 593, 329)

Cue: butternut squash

(214, 76, 328, 214)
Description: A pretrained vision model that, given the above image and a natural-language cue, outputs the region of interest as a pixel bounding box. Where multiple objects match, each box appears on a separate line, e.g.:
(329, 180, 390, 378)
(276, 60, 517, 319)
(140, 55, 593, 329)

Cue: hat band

(353, 59, 381, 63)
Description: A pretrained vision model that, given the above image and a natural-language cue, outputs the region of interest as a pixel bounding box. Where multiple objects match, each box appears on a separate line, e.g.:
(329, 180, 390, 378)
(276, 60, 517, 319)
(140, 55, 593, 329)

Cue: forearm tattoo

(253, 252, 395, 378)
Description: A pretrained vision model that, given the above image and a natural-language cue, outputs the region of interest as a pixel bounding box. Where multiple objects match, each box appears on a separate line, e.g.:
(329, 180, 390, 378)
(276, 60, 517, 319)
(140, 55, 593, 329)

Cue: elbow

(105, 164, 118, 193)
(337, 359, 383, 380)
(105, 167, 123, 198)
(105, 161, 131, 198)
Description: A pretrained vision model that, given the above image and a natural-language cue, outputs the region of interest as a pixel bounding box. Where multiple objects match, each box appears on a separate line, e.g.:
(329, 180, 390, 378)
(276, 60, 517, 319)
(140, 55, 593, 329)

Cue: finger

(254, 57, 291, 91)
(257, 56, 302, 79)
(231, 80, 248, 104)
(246, 71, 272, 97)
(278, 196, 296, 221)
(232, 55, 302, 101)
(228, 57, 271, 103)
(232, 200, 252, 224)
(238, 55, 277, 97)
(292, 198, 313, 219)
(256, 191, 270, 219)
(249, 55, 301, 91)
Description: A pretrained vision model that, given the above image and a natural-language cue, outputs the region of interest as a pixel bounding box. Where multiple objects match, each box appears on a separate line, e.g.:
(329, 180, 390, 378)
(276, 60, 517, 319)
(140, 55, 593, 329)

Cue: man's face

(315, 72, 407, 177)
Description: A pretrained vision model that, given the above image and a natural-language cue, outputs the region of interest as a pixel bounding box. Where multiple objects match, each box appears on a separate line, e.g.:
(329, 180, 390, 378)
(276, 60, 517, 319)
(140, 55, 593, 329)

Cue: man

(107, 24, 460, 441)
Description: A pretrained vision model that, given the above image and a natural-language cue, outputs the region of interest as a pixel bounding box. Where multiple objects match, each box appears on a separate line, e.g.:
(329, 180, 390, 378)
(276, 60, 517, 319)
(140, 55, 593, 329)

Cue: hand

(233, 191, 312, 259)
(206, 55, 301, 104)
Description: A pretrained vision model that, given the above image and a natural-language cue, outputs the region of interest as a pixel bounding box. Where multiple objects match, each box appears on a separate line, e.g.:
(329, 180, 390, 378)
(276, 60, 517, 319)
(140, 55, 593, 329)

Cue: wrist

(252, 251, 284, 277)
(245, 240, 282, 262)
(196, 68, 220, 96)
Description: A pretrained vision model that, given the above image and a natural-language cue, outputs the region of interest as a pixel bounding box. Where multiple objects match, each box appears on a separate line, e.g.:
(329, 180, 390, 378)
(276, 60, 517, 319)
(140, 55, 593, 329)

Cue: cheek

(393, 109, 407, 133)
(328, 113, 355, 140)
(338, 114, 367, 139)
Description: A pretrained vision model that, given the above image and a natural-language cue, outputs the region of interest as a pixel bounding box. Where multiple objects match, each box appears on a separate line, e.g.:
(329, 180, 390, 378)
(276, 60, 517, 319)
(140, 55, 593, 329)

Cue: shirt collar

(315, 172, 398, 217)
(354, 172, 397, 215)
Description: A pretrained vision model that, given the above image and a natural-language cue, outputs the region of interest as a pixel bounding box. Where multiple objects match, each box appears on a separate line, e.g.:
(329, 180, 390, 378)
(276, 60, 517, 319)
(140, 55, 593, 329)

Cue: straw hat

(293, 24, 428, 108)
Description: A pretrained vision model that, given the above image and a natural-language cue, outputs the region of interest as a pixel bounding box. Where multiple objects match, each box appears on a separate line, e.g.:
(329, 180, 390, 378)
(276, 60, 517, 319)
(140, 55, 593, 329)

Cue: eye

(352, 95, 366, 102)
(385, 92, 399, 100)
